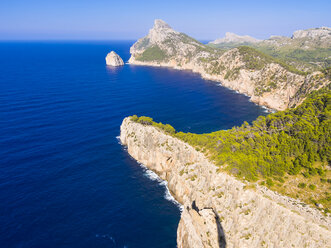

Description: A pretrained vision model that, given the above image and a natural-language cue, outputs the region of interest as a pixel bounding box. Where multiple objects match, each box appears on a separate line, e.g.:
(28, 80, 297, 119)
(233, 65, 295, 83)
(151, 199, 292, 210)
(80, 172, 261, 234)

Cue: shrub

(137, 45, 168, 62)
(266, 178, 274, 187)
(130, 115, 139, 121)
(298, 183, 306, 189)
(137, 116, 153, 125)
(161, 124, 176, 134)
(309, 184, 316, 190)
(320, 178, 327, 183)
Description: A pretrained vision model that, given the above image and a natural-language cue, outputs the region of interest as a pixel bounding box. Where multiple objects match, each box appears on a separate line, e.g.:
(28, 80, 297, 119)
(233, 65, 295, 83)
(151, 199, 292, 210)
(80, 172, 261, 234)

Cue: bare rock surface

(210, 32, 260, 44)
(105, 51, 124, 66)
(120, 117, 331, 248)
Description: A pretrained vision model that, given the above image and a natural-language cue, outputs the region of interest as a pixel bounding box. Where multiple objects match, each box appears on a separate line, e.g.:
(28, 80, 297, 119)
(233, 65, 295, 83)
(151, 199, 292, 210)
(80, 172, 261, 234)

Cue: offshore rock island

(105, 51, 124, 66)
(128, 19, 330, 110)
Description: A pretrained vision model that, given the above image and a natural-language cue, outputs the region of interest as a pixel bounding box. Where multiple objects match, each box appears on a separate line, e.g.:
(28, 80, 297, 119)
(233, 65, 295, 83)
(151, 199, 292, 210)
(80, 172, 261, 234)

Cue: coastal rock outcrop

(120, 117, 331, 248)
(128, 20, 330, 111)
(105, 51, 124, 66)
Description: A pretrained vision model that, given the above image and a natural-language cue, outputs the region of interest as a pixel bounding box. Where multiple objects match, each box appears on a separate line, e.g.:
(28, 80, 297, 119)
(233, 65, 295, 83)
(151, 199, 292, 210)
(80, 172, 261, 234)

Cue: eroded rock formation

(105, 51, 124, 66)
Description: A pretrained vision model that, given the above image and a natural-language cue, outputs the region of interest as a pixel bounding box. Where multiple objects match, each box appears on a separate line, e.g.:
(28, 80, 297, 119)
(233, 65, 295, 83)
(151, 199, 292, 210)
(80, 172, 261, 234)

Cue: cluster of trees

(238, 46, 308, 75)
(131, 87, 330, 209)
(254, 45, 331, 71)
(131, 115, 176, 134)
(176, 87, 330, 181)
(132, 87, 330, 183)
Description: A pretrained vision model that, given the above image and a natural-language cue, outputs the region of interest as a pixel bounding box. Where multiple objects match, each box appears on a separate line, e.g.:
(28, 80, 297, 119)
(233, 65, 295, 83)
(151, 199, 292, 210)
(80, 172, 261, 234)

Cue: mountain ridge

(128, 19, 330, 111)
(209, 32, 260, 45)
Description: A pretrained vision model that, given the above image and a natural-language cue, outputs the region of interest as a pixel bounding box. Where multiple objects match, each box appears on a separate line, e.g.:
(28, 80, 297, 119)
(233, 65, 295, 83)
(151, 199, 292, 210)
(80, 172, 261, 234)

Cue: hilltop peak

(153, 19, 172, 30)
(210, 32, 260, 44)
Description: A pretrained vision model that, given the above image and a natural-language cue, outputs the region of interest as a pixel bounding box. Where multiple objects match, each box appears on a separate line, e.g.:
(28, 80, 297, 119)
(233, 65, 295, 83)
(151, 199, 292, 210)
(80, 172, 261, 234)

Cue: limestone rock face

(292, 27, 331, 40)
(105, 51, 124, 66)
(120, 117, 331, 248)
(210, 32, 260, 44)
(128, 20, 330, 111)
(262, 27, 331, 49)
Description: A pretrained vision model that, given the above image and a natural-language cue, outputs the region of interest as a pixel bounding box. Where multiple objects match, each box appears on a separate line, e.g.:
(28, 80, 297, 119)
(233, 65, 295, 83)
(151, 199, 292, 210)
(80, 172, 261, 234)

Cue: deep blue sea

(0, 41, 267, 248)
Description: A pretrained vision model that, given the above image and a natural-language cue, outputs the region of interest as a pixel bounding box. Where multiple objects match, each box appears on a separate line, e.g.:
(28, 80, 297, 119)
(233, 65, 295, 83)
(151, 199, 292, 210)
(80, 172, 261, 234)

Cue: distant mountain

(209, 27, 331, 70)
(129, 20, 330, 110)
(209, 32, 260, 48)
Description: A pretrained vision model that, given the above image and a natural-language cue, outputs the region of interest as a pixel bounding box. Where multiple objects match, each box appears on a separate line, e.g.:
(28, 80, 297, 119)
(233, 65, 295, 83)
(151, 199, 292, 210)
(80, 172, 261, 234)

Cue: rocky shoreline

(128, 20, 330, 111)
(120, 117, 331, 248)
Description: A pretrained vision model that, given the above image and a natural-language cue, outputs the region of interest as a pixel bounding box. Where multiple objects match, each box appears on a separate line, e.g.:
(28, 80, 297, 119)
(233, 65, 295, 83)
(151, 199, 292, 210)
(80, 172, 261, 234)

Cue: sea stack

(105, 51, 124, 66)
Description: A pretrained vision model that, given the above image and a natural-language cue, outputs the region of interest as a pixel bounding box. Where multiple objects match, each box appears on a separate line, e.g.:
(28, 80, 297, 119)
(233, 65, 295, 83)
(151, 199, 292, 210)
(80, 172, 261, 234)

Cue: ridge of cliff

(120, 117, 331, 248)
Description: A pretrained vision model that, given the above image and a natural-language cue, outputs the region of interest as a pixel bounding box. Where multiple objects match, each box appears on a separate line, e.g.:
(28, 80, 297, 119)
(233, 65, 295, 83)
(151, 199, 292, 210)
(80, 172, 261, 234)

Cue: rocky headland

(120, 117, 331, 248)
(128, 20, 330, 111)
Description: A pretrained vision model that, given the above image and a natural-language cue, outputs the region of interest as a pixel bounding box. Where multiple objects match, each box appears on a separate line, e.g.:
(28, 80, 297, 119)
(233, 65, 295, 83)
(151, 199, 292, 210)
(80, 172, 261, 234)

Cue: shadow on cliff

(214, 210, 226, 248)
(192, 201, 226, 248)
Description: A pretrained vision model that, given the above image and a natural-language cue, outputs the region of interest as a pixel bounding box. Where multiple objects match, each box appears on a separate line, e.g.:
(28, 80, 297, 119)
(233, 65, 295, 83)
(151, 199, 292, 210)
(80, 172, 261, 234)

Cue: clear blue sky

(1, 0, 330, 40)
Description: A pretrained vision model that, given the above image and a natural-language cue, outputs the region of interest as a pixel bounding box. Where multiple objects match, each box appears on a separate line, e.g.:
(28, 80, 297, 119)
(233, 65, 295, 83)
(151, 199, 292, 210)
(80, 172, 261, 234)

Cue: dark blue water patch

(0, 41, 267, 248)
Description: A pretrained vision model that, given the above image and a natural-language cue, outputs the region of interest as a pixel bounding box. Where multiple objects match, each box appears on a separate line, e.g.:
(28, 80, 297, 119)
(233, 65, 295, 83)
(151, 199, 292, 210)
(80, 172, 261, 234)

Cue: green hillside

(130, 86, 331, 212)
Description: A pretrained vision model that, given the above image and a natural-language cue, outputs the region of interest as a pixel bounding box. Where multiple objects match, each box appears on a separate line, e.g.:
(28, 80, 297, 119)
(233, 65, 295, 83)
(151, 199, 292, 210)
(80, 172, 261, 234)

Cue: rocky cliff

(128, 20, 330, 110)
(105, 51, 124, 66)
(120, 117, 331, 248)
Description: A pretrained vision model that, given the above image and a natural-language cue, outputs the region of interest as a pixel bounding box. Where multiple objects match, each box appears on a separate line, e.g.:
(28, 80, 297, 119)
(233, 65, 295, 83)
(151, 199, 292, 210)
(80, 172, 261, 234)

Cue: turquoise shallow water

(0, 41, 267, 247)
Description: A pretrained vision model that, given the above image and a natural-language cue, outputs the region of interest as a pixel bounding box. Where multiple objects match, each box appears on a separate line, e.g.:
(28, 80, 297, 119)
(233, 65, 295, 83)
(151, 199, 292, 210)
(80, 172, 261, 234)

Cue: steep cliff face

(129, 20, 330, 111)
(120, 117, 331, 248)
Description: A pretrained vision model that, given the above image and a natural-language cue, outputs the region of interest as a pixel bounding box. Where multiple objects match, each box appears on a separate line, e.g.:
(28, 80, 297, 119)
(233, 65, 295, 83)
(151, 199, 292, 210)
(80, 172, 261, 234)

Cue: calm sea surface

(0, 41, 266, 247)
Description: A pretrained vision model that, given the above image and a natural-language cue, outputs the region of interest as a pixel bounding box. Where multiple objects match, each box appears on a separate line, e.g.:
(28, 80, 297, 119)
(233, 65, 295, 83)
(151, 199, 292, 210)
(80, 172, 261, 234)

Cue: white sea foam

(162, 180, 184, 211)
(95, 234, 116, 245)
(143, 167, 162, 182)
(138, 162, 183, 211)
(118, 135, 183, 211)
(261, 106, 269, 113)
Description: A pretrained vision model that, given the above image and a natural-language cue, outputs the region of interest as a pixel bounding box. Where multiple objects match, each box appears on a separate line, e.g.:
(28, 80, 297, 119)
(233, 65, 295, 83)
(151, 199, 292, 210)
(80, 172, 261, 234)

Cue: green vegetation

(266, 178, 274, 187)
(237, 46, 307, 75)
(309, 184, 316, 190)
(208, 42, 255, 50)
(175, 87, 330, 181)
(130, 86, 331, 210)
(136, 45, 168, 62)
(298, 183, 307, 189)
(321, 67, 331, 81)
(131, 115, 176, 134)
(209, 40, 331, 71)
(253, 46, 331, 71)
